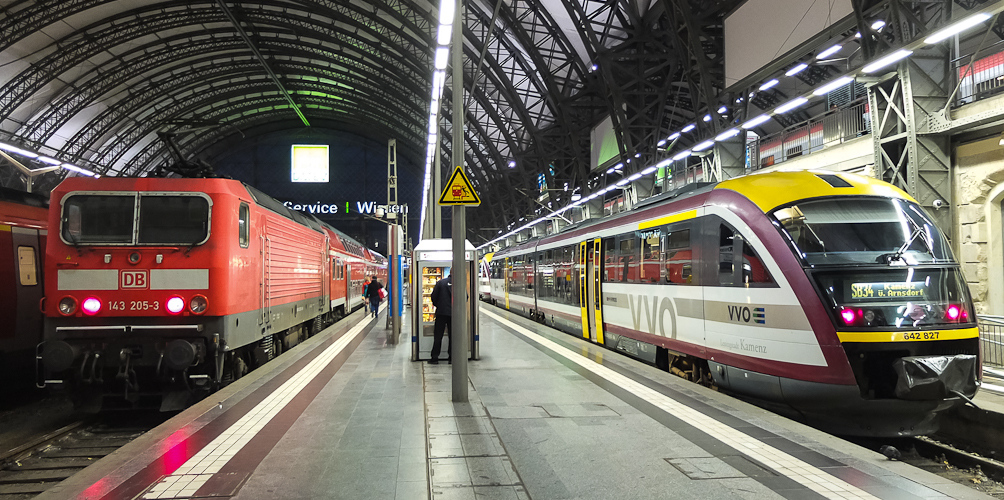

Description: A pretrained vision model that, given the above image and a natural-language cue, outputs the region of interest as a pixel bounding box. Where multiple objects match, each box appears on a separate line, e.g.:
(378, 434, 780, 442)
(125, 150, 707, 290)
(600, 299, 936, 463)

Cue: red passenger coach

(38, 177, 373, 410)
(0, 187, 48, 400)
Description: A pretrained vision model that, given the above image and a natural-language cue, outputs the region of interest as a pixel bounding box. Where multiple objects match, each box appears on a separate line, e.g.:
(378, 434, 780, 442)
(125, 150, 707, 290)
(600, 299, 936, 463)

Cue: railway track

(0, 412, 168, 499)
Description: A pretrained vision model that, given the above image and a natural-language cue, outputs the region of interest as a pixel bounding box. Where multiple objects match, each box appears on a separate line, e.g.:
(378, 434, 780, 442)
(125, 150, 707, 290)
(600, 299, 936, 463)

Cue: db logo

(121, 270, 149, 289)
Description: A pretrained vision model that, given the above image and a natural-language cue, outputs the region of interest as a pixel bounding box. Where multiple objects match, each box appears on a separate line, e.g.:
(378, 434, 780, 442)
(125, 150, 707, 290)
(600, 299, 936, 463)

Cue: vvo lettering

(121, 270, 149, 289)
(727, 305, 752, 323)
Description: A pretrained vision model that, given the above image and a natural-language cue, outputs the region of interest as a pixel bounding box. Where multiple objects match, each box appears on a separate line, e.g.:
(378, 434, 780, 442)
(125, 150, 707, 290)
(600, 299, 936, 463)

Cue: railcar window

(239, 203, 249, 248)
(772, 197, 951, 266)
(665, 227, 692, 284)
(619, 237, 637, 283)
(741, 240, 774, 285)
(138, 196, 210, 245)
(62, 195, 134, 244)
(17, 246, 37, 286)
(719, 225, 735, 286)
(639, 229, 661, 283)
(603, 238, 616, 282)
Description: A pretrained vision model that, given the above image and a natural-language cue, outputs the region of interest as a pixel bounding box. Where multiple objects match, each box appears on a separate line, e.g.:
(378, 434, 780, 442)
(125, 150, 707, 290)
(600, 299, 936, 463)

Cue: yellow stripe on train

(837, 327, 979, 343)
(638, 209, 697, 230)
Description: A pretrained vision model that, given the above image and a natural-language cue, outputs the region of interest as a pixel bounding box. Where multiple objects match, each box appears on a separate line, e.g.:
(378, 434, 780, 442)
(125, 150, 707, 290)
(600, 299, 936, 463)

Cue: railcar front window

(773, 198, 951, 266)
(139, 196, 210, 244)
(62, 195, 134, 244)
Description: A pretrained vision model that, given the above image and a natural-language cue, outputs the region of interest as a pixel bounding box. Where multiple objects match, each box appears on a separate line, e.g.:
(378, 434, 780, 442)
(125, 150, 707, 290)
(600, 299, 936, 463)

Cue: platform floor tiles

(212, 306, 987, 500)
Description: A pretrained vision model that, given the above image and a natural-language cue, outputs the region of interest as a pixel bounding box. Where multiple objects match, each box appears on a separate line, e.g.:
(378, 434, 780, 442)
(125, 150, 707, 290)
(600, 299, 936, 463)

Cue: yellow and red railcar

(490, 170, 979, 436)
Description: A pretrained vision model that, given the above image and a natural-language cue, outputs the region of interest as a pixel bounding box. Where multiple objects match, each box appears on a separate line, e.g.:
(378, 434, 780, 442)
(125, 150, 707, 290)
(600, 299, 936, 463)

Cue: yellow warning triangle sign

(438, 166, 481, 206)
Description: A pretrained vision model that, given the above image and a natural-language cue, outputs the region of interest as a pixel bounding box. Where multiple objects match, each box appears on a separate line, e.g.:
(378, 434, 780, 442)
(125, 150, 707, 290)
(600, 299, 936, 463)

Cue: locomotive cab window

(719, 223, 775, 287)
(238, 202, 249, 248)
(62, 194, 134, 244)
(138, 195, 210, 245)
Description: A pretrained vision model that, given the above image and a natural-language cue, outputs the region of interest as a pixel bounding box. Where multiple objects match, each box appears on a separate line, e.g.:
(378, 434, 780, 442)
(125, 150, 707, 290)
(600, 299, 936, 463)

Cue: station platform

(40, 305, 994, 500)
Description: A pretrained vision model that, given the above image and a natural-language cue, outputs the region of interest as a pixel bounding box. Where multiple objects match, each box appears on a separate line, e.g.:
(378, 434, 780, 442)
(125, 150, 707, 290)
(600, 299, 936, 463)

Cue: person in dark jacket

(429, 274, 452, 364)
(365, 276, 383, 318)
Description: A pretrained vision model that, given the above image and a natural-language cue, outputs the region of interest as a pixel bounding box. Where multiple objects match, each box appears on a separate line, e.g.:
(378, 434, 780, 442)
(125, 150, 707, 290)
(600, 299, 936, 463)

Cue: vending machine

(411, 238, 478, 361)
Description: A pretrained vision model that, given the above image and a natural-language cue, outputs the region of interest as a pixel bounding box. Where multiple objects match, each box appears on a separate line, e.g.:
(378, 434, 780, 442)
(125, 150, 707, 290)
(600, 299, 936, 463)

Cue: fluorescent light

(643, 165, 660, 174)
(812, 76, 854, 95)
(62, 164, 97, 177)
(672, 149, 692, 161)
(785, 63, 808, 76)
(703, 114, 711, 122)
(925, 13, 992, 44)
(862, 49, 913, 74)
(693, 140, 714, 151)
(438, 0, 455, 24)
(817, 44, 842, 59)
(615, 178, 630, 186)
(667, 132, 680, 140)
(434, 47, 449, 69)
(871, 20, 886, 30)
(628, 172, 643, 181)
(437, 25, 452, 45)
(775, 97, 809, 113)
(759, 79, 779, 91)
(717, 106, 727, 114)
(38, 156, 61, 165)
(657, 139, 667, 147)
(715, 128, 740, 141)
(681, 124, 696, 133)
(0, 142, 38, 158)
(741, 114, 771, 128)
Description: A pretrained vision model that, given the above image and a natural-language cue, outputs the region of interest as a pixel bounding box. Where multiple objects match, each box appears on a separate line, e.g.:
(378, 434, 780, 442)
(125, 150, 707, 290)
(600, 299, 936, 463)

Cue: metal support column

(387, 139, 401, 340)
(450, 0, 468, 403)
(868, 49, 953, 237)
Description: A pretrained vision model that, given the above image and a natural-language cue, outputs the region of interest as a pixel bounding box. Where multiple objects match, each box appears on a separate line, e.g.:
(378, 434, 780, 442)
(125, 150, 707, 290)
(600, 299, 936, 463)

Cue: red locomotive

(38, 177, 385, 410)
(0, 187, 48, 405)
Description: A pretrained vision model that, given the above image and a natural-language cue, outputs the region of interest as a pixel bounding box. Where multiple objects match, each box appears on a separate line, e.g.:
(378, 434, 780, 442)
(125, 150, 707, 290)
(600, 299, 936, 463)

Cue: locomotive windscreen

(61, 193, 209, 245)
(139, 196, 210, 244)
(62, 194, 134, 244)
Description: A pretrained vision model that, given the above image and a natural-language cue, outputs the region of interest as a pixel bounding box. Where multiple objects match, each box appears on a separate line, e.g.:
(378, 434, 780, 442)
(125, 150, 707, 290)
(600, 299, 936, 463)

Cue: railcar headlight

(81, 297, 102, 316)
(190, 295, 208, 314)
(58, 297, 77, 316)
(946, 304, 962, 321)
(863, 310, 876, 323)
(166, 296, 185, 315)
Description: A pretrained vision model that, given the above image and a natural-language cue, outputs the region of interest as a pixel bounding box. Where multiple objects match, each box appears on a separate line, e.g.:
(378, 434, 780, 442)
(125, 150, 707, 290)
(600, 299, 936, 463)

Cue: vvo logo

(121, 270, 149, 289)
(727, 305, 766, 325)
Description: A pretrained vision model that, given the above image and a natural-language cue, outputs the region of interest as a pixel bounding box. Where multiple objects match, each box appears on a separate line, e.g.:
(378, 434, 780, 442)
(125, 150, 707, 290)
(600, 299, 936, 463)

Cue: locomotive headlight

(863, 310, 876, 322)
(190, 295, 208, 314)
(58, 297, 77, 315)
(81, 297, 102, 316)
(839, 308, 857, 326)
(166, 296, 185, 315)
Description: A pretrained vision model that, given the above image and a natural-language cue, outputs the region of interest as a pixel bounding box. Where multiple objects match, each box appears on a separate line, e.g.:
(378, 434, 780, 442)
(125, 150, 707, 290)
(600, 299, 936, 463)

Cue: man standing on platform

(429, 273, 452, 364)
(366, 275, 384, 317)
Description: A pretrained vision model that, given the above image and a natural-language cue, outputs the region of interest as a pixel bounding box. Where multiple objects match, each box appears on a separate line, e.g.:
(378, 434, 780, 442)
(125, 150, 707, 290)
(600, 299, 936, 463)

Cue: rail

(979, 315, 1004, 368)
(746, 100, 871, 171)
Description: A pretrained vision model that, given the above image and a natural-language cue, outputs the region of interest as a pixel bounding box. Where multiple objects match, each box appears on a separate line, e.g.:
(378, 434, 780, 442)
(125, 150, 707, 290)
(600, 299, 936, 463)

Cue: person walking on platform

(429, 274, 452, 364)
(361, 277, 370, 308)
(365, 275, 383, 318)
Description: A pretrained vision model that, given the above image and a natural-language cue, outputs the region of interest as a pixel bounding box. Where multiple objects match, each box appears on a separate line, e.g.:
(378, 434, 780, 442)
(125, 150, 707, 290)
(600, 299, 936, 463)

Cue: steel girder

(865, 0, 955, 235)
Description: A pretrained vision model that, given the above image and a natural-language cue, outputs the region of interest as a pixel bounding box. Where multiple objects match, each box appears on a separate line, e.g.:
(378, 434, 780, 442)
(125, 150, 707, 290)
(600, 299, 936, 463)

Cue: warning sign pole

(450, 0, 468, 404)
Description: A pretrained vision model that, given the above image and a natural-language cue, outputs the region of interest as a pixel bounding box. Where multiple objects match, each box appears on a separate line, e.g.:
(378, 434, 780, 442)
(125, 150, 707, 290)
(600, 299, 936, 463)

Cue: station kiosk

(412, 238, 479, 361)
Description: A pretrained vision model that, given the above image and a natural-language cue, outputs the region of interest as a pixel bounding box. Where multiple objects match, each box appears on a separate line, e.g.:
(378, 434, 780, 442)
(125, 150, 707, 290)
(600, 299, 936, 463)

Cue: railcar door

(504, 257, 511, 310)
(581, 238, 605, 344)
(9, 227, 42, 351)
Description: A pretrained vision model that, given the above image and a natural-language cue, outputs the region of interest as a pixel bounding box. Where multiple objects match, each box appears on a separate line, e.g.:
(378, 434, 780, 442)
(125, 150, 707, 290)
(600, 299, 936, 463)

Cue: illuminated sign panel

(291, 145, 329, 183)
